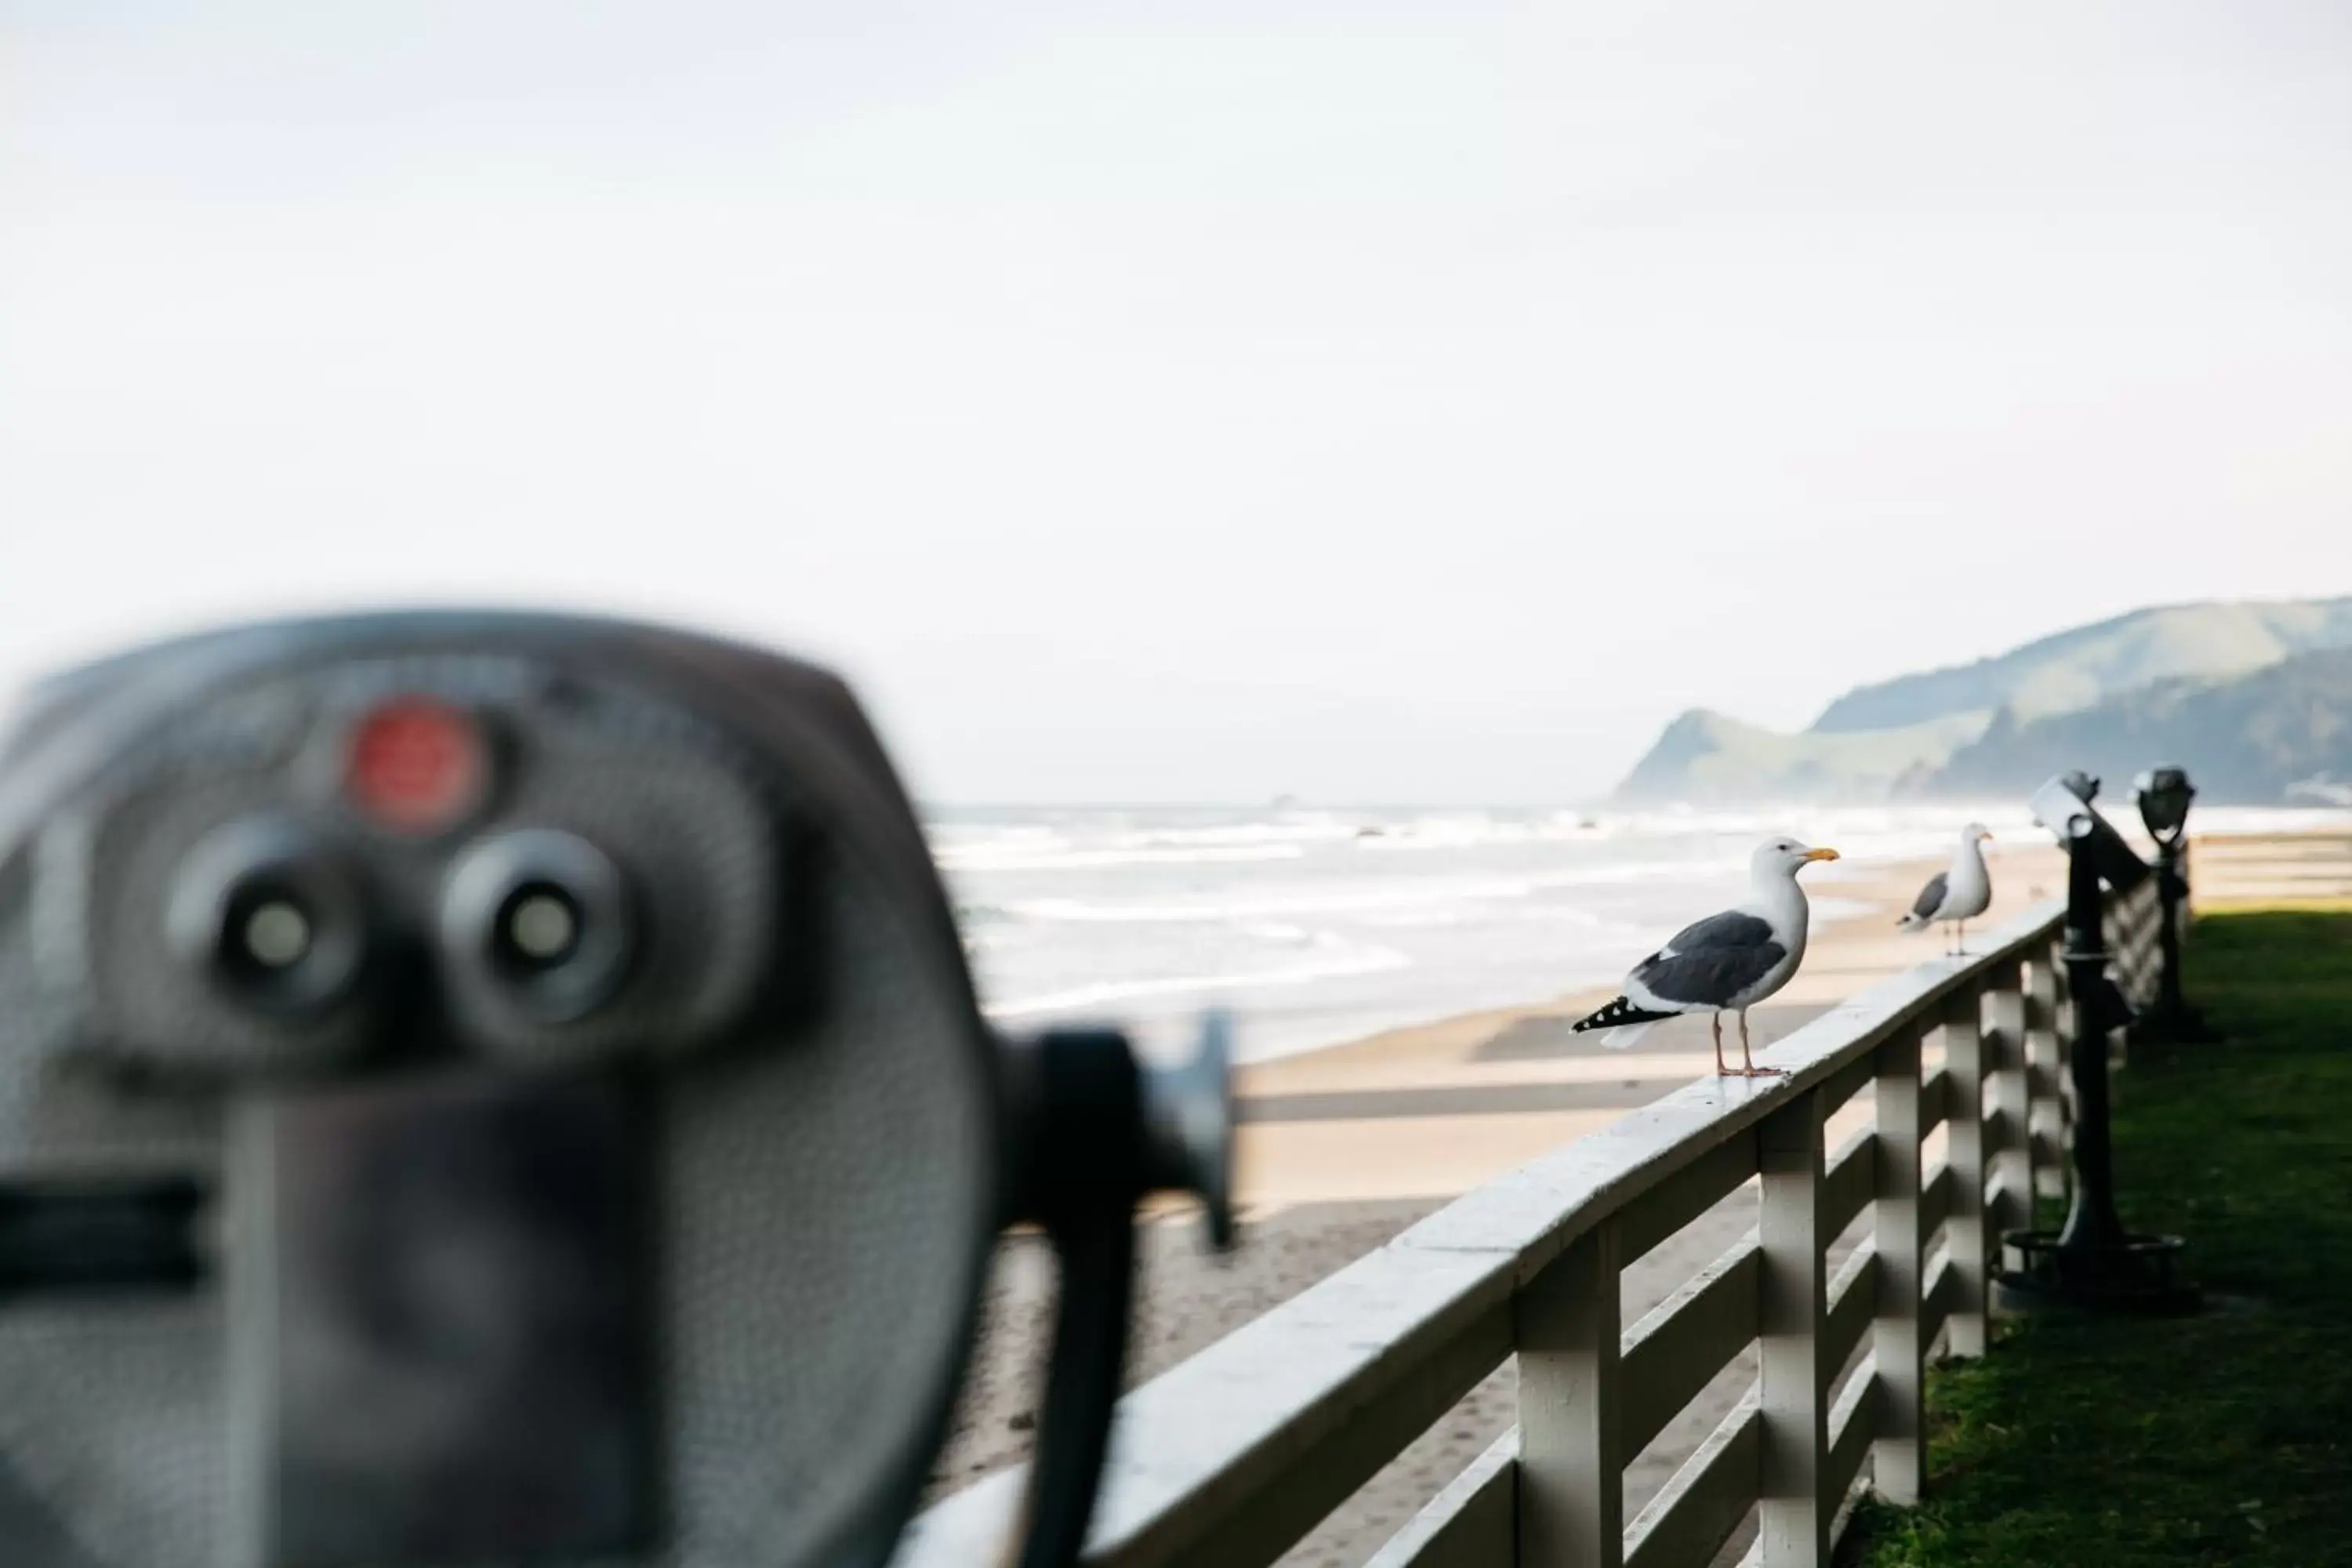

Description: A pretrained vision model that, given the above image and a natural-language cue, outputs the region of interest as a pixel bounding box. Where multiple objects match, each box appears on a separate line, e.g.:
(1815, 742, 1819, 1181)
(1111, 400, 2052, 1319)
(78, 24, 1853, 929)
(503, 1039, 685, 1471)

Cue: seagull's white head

(1754, 837, 1840, 881)
(1963, 822, 1994, 845)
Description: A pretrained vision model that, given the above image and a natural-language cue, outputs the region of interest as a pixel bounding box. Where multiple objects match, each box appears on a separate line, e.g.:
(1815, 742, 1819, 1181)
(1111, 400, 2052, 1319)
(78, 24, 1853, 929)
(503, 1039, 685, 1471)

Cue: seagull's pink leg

(1739, 1010, 1785, 1077)
(1711, 1012, 1729, 1076)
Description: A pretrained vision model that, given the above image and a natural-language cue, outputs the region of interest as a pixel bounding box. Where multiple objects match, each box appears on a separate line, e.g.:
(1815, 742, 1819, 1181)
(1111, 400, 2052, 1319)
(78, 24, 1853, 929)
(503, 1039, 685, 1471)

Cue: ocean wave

(936, 808, 1639, 869)
(937, 842, 1312, 872)
(1355, 902, 1612, 931)
(931, 813, 1374, 870)
(982, 937, 1413, 1020)
(997, 857, 1755, 925)
(931, 804, 2062, 874)
(1346, 813, 1602, 851)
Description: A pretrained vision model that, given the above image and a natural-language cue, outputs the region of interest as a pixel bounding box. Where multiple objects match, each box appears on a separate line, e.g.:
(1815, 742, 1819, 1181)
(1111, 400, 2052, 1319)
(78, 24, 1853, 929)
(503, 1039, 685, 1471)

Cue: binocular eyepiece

(0, 612, 1234, 1568)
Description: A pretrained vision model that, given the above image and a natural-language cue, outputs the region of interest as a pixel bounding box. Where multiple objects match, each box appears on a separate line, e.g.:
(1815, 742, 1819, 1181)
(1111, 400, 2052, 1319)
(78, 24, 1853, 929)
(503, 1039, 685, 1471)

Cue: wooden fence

(906, 884, 2158, 1566)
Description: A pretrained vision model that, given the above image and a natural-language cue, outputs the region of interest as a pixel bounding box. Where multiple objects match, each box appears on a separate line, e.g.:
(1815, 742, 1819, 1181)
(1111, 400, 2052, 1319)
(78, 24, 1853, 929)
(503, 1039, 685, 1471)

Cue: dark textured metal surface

(247, 1075, 652, 1565)
(0, 612, 1000, 1568)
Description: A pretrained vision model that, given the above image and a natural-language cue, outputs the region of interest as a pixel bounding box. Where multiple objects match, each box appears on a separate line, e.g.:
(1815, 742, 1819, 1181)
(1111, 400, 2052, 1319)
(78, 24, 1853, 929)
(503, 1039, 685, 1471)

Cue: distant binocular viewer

(0, 612, 1234, 1568)
(2027, 771, 2147, 1035)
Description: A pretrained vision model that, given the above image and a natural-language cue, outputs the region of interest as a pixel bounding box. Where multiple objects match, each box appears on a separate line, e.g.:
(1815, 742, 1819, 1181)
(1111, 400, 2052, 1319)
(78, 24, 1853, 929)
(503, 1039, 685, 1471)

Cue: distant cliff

(1613, 708, 1991, 806)
(1613, 596, 2352, 806)
(1919, 645, 2352, 804)
(1809, 597, 2352, 732)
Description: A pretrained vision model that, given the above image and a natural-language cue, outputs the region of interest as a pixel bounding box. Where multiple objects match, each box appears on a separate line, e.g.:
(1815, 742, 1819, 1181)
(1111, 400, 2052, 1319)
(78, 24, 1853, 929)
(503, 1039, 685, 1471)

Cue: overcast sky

(5, 2, 2350, 804)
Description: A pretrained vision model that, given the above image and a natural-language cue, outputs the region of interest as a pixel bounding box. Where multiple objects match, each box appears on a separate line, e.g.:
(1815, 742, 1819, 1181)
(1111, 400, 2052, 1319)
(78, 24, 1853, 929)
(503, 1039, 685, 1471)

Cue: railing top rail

(901, 896, 2069, 1568)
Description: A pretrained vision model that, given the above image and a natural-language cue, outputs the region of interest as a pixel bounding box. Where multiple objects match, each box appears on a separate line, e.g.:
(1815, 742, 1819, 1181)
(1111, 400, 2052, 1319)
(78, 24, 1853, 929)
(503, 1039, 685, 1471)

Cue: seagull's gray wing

(1632, 910, 1784, 1010)
(1909, 871, 1949, 920)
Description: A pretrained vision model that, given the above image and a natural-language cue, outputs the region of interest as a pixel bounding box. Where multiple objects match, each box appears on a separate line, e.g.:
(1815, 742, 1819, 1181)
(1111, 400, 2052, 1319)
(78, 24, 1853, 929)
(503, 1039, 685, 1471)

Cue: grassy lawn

(1846, 906, 2352, 1566)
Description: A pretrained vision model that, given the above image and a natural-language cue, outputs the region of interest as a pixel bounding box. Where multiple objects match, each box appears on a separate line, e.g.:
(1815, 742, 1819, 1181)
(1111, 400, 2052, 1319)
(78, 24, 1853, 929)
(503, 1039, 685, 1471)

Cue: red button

(344, 698, 488, 834)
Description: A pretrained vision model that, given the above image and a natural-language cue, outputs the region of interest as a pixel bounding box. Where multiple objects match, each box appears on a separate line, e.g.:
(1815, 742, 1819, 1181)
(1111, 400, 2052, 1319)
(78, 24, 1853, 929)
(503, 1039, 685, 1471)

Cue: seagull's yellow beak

(1804, 847, 1841, 863)
(1980, 830, 1995, 841)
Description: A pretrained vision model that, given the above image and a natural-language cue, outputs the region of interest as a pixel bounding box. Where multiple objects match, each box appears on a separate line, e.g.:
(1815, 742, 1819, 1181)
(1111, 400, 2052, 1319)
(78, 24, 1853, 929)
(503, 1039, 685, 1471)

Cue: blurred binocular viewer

(0, 612, 1235, 1568)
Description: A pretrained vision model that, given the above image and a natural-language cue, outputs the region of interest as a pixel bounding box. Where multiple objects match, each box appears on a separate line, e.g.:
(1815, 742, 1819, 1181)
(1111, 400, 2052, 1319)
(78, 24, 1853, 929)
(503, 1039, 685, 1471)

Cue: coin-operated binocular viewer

(1994, 771, 2195, 1315)
(0, 612, 1233, 1568)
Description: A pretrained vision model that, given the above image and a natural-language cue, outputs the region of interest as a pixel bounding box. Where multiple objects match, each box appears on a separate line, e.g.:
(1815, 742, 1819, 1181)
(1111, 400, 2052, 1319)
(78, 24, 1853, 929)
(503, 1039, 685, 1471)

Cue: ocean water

(929, 802, 2349, 1064)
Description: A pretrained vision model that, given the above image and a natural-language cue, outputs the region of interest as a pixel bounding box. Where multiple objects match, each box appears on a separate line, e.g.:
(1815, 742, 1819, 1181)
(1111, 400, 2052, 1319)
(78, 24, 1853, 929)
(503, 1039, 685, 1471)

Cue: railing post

(2025, 955, 2064, 1203)
(2052, 935, 2077, 1140)
(1516, 1218, 1622, 1568)
(1985, 961, 2032, 1256)
(1873, 1026, 1926, 1504)
(2105, 886, 2137, 1069)
(1940, 986, 1988, 1359)
(1758, 1087, 1829, 1566)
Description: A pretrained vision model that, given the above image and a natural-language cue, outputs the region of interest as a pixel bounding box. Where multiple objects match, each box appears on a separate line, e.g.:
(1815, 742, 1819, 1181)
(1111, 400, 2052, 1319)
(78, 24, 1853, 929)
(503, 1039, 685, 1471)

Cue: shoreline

(956, 805, 2352, 1073)
(946, 800, 2147, 1072)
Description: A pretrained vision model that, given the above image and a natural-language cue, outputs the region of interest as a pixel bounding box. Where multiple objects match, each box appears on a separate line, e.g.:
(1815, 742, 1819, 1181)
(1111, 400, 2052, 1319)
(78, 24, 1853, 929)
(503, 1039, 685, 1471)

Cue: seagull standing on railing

(1570, 837, 1841, 1077)
(1898, 822, 1994, 956)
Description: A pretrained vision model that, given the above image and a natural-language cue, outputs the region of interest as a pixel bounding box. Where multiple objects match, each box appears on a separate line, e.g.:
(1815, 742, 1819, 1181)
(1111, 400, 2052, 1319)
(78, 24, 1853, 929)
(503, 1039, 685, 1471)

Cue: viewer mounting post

(1994, 771, 2200, 1316)
(2133, 765, 2218, 1044)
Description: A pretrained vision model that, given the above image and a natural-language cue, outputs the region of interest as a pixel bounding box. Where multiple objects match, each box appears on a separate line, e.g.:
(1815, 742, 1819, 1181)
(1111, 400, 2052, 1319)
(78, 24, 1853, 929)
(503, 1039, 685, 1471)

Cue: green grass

(1846, 908, 2352, 1566)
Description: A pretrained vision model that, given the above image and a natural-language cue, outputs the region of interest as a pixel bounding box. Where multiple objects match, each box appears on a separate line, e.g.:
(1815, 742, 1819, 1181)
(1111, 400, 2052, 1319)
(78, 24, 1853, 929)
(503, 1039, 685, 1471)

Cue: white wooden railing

(906, 884, 2161, 1567)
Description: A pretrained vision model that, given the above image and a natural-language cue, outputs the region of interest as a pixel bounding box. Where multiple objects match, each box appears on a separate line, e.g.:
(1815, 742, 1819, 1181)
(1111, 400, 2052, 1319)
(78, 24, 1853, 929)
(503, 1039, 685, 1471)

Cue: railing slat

(1516, 1218, 1623, 1567)
(1822, 1128, 1876, 1243)
(1872, 1025, 1926, 1504)
(2004, 959, 2042, 1241)
(1823, 1240, 1878, 1376)
(1756, 1088, 1830, 1566)
(1363, 1431, 1518, 1568)
(1615, 1133, 1759, 1265)
(1623, 1394, 1763, 1568)
(1920, 1064, 1950, 1136)
(2025, 1058, 2061, 1104)
(1938, 985, 1990, 1359)
(1979, 1105, 2016, 1161)
(1989, 964, 2033, 1244)
(2032, 928, 2073, 1202)
(1620, 1235, 1760, 1458)
(2023, 959, 2060, 1203)
(1921, 1253, 1956, 1353)
(1817, 1052, 1877, 1123)
(1984, 1171, 2024, 1240)
(1825, 1352, 1879, 1510)
(1920, 1161, 1954, 1244)
(2038, 933, 2075, 1203)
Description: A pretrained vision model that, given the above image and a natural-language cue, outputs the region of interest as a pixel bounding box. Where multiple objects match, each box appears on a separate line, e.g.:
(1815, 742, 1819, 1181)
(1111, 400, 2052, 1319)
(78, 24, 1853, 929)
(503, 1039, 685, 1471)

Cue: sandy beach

(925, 830, 2348, 1565)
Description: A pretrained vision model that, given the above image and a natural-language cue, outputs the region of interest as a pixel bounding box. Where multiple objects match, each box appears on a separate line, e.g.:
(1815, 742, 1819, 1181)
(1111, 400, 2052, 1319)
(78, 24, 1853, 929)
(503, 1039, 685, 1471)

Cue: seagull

(1571, 837, 1841, 1076)
(1897, 822, 1994, 956)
